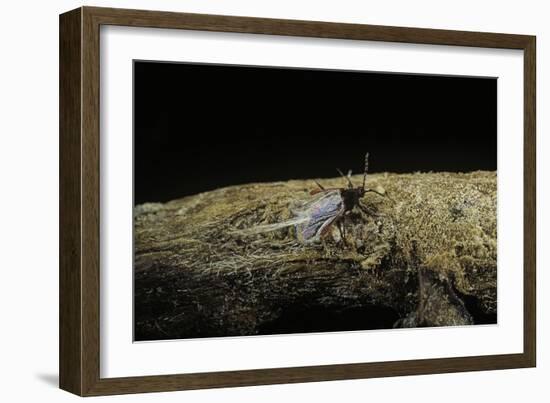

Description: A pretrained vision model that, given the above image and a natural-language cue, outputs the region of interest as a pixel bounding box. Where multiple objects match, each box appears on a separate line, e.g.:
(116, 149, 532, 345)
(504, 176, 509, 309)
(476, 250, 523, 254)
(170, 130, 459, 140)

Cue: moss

(134, 171, 496, 340)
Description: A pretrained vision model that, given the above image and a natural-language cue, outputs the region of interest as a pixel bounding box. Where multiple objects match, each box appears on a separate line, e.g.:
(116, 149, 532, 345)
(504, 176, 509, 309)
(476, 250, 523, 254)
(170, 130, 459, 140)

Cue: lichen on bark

(134, 171, 496, 341)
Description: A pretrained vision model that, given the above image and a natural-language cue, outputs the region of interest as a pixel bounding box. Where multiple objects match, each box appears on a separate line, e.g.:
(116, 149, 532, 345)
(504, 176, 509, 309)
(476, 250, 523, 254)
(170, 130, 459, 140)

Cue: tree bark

(134, 171, 496, 340)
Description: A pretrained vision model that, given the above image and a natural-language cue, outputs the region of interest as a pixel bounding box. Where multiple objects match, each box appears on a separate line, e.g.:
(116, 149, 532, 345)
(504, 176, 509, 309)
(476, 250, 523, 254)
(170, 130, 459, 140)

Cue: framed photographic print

(59, 6, 536, 396)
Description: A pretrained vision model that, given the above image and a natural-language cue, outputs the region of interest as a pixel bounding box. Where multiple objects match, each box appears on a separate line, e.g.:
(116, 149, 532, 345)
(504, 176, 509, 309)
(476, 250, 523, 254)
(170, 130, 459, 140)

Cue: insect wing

(295, 190, 343, 243)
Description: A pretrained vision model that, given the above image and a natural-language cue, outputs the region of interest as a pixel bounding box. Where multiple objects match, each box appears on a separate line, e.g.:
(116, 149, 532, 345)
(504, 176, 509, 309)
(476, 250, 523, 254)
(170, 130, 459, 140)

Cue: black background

(134, 61, 496, 205)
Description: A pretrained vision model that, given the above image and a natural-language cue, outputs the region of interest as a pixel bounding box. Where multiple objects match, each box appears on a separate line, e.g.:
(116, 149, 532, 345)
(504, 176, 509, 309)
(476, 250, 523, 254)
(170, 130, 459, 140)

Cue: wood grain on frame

(59, 7, 82, 395)
(59, 6, 536, 396)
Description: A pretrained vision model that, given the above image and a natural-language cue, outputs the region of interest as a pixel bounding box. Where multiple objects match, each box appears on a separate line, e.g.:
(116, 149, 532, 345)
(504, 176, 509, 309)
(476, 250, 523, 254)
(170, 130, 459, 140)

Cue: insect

(238, 153, 387, 246)
(294, 152, 386, 244)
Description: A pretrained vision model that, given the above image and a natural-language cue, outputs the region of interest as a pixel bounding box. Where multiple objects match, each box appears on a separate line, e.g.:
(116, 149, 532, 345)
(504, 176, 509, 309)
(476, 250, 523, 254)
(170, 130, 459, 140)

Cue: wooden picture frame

(59, 6, 536, 396)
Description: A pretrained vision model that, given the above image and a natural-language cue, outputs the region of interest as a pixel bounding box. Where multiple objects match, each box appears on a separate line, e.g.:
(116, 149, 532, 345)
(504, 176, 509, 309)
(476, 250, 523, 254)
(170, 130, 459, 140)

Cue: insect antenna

(362, 152, 369, 191)
(337, 168, 354, 189)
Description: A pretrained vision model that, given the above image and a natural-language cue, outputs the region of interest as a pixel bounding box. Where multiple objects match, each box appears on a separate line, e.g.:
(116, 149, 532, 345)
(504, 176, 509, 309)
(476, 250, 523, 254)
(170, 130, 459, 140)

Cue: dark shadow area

(134, 61, 497, 204)
(460, 293, 497, 325)
(259, 304, 400, 335)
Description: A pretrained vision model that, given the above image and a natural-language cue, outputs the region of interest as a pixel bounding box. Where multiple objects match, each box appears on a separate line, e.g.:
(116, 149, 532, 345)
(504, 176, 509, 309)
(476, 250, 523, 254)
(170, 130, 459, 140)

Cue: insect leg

(319, 220, 335, 239)
(342, 214, 347, 241)
(337, 168, 354, 189)
(314, 180, 325, 191)
(366, 188, 395, 203)
(365, 188, 385, 198)
(362, 152, 369, 191)
(358, 201, 380, 217)
(337, 219, 347, 247)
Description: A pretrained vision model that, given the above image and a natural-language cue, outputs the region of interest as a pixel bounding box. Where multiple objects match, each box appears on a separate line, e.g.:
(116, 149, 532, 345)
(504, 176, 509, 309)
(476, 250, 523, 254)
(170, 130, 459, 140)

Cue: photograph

(133, 61, 497, 341)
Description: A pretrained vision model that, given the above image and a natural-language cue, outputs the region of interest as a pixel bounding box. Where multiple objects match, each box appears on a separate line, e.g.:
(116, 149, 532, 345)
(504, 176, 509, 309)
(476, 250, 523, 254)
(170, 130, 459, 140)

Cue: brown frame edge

(59, 6, 536, 396)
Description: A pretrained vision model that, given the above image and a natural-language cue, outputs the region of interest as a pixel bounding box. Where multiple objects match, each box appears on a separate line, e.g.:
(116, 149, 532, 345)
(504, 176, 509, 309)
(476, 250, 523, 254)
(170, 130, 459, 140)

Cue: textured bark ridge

(134, 171, 496, 340)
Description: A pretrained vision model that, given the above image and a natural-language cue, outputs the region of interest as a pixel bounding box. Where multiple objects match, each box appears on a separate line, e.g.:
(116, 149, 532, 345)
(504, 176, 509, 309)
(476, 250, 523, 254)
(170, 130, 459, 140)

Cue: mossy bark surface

(134, 171, 496, 340)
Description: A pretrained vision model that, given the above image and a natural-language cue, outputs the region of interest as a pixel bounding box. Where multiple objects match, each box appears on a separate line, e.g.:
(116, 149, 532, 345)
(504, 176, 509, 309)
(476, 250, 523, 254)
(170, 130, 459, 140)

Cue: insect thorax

(340, 188, 364, 211)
